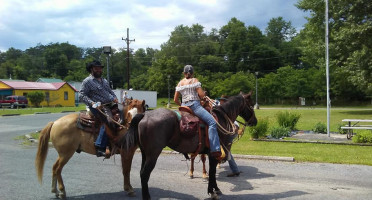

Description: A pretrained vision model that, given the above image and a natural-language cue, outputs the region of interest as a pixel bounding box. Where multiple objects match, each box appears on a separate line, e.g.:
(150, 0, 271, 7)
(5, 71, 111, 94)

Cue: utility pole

(122, 28, 135, 90)
(325, 0, 330, 137)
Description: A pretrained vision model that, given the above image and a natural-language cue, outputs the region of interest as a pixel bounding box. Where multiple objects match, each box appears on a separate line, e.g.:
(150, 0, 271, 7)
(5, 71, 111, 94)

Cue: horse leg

(52, 152, 74, 199)
(189, 154, 195, 179)
(208, 155, 221, 199)
(51, 159, 59, 197)
(140, 150, 162, 200)
(121, 145, 137, 196)
(201, 154, 208, 180)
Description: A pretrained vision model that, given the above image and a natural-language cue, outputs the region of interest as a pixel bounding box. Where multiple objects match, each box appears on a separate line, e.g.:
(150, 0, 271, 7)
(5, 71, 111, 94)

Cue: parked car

(0, 95, 28, 108)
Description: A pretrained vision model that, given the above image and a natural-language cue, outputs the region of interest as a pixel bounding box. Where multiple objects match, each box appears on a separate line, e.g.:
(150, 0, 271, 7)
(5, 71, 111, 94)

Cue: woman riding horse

(120, 91, 257, 200)
(174, 65, 222, 160)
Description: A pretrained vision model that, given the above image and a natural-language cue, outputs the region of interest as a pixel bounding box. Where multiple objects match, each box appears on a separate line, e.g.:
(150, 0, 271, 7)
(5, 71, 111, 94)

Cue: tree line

(0, 0, 371, 105)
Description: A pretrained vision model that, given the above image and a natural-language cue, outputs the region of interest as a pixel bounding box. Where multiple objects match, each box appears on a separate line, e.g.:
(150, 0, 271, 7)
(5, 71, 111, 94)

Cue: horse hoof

(126, 190, 136, 197)
(189, 175, 194, 179)
(215, 190, 223, 195)
(58, 194, 66, 200)
(125, 189, 136, 197)
(210, 191, 219, 200)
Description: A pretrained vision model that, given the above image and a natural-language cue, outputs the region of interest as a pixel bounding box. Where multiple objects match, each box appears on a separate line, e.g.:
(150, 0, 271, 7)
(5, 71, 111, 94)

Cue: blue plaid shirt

(79, 75, 117, 106)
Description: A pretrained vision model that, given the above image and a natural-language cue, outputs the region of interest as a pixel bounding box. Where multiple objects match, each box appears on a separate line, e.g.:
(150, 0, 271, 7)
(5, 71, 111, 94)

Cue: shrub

(352, 131, 372, 143)
(270, 126, 290, 139)
(337, 124, 347, 134)
(27, 91, 45, 107)
(248, 118, 269, 139)
(276, 111, 301, 130)
(313, 122, 327, 134)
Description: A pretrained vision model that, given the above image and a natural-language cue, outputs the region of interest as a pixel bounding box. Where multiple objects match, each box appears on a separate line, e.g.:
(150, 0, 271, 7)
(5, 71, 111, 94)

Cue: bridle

(240, 95, 256, 126)
(208, 94, 256, 138)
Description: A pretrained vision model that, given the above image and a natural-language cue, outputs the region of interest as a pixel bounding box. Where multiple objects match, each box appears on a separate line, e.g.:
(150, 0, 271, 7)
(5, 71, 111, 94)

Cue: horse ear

(247, 90, 253, 96)
(239, 91, 244, 95)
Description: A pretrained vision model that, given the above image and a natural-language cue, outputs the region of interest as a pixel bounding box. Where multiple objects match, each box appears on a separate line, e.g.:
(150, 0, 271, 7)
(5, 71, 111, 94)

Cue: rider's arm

(174, 91, 181, 106)
(195, 79, 205, 100)
(79, 79, 94, 106)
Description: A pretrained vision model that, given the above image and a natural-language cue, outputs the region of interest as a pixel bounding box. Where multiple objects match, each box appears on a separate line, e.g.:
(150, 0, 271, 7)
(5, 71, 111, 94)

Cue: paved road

(1, 113, 372, 200)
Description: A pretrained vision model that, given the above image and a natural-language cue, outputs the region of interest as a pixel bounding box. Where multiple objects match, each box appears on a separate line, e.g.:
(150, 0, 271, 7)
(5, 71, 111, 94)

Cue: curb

(1, 114, 21, 116)
(158, 150, 295, 162)
(253, 138, 372, 146)
(234, 154, 294, 162)
(61, 111, 76, 113)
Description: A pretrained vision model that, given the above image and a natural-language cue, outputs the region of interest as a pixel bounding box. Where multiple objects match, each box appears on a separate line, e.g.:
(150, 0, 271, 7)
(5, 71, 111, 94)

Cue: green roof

(36, 78, 63, 83)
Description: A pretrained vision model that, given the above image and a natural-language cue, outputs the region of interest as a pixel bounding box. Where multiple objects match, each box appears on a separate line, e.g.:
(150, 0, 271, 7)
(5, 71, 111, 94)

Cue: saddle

(76, 111, 101, 135)
(76, 105, 123, 135)
(176, 106, 210, 158)
(177, 106, 228, 162)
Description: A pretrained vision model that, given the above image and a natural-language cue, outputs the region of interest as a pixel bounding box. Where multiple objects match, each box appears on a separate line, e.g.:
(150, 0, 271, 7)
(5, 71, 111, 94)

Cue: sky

(0, 0, 309, 52)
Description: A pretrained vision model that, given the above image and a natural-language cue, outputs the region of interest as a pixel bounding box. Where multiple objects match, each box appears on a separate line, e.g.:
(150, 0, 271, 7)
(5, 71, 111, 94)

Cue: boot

(95, 146, 106, 157)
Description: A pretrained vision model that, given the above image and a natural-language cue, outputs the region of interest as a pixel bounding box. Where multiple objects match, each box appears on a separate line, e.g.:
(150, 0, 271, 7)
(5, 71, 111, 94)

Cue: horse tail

(119, 113, 144, 150)
(35, 121, 53, 184)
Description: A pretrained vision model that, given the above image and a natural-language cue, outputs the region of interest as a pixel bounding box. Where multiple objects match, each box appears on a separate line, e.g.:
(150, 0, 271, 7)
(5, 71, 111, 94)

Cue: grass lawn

(0, 104, 86, 115)
(232, 137, 372, 166)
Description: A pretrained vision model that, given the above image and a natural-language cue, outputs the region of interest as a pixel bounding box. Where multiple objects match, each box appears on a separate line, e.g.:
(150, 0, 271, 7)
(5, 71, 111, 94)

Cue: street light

(103, 46, 111, 87)
(167, 75, 171, 108)
(254, 71, 259, 109)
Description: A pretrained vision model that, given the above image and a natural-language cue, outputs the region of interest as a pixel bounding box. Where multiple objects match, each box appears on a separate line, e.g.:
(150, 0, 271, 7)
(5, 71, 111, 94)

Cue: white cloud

(0, 0, 308, 52)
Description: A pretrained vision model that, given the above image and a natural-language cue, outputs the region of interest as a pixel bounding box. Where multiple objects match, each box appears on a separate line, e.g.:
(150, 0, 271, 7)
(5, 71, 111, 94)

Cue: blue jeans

(228, 154, 239, 173)
(227, 129, 239, 173)
(95, 126, 108, 149)
(89, 106, 108, 149)
(185, 100, 220, 152)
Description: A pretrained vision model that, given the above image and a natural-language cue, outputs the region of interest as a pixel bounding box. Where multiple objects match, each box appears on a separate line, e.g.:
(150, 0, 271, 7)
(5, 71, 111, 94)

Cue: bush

(270, 126, 290, 139)
(276, 111, 301, 130)
(248, 118, 269, 139)
(27, 91, 45, 107)
(352, 131, 372, 143)
(313, 122, 327, 134)
(337, 124, 347, 134)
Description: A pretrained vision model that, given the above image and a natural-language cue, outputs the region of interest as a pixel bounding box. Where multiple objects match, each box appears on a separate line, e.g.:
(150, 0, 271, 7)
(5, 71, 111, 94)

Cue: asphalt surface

(1, 113, 372, 200)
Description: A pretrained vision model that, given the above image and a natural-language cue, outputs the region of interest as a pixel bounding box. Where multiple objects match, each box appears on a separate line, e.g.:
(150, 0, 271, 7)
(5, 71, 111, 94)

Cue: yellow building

(0, 80, 78, 107)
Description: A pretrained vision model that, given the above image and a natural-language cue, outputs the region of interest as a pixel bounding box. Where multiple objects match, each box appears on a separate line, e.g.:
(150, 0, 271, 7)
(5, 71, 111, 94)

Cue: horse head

(239, 91, 257, 126)
(123, 99, 146, 127)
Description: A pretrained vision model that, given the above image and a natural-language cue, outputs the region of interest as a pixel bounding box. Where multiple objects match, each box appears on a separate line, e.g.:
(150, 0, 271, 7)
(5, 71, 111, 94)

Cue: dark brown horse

(35, 99, 145, 199)
(120, 92, 257, 200)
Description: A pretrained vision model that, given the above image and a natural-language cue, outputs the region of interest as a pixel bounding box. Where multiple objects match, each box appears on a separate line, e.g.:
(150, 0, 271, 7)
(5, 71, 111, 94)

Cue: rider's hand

(113, 98, 118, 103)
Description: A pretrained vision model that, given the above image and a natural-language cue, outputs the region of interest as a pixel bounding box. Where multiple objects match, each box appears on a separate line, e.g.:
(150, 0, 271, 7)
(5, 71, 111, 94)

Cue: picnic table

(341, 119, 372, 139)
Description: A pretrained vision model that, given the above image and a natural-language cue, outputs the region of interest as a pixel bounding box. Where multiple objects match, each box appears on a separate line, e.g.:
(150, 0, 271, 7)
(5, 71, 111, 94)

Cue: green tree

(219, 18, 250, 72)
(296, 0, 372, 97)
(265, 17, 296, 49)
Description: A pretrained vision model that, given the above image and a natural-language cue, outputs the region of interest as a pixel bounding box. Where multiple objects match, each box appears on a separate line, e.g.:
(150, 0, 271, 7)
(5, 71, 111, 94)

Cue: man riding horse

(79, 60, 119, 157)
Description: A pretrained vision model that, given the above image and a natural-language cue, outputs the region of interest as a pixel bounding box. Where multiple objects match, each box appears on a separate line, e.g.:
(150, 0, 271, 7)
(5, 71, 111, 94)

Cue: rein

(206, 95, 252, 142)
(96, 103, 127, 129)
(204, 96, 237, 135)
(213, 108, 238, 135)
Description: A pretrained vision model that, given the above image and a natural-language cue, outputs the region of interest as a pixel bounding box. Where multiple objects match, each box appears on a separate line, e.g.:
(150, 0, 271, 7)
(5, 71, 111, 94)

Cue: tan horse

(35, 99, 145, 199)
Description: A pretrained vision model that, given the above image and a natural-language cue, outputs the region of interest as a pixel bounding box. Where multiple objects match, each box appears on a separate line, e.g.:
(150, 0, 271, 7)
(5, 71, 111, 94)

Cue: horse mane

(217, 95, 243, 118)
